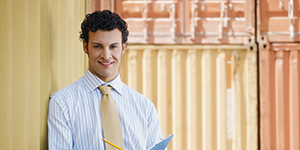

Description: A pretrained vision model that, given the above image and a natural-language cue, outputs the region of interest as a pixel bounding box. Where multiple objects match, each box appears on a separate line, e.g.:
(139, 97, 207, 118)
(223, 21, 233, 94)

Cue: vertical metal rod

(143, 0, 148, 40)
(181, 0, 184, 35)
(288, 0, 295, 40)
(249, 0, 253, 28)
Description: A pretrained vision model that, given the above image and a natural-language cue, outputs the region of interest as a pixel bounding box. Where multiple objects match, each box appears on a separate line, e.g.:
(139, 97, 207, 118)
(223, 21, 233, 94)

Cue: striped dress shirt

(47, 70, 164, 150)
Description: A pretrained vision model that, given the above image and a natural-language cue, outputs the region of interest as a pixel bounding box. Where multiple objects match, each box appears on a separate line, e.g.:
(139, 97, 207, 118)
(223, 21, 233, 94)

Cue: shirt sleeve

(146, 102, 164, 149)
(47, 94, 73, 150)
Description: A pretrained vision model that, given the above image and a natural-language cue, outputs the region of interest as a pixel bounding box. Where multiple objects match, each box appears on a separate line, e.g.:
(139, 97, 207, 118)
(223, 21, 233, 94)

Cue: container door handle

(169, 2, 176, 40)
(288, 0, 295, 41)
(190, 1, 198, 40)
(219, 1, 228, 40)
(142, 0, 148, 40)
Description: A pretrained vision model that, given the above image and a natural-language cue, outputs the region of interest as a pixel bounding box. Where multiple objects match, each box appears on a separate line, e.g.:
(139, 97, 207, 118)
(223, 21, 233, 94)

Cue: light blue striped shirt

(47, 70, 164, 150)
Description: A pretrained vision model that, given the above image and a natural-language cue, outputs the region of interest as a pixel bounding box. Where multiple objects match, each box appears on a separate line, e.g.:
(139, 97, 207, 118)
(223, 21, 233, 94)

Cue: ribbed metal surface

(259, 43, 300, 150)
(0, 0, 85, 149)
(120, 45, 258, 150)
(49, 0, 86, 94)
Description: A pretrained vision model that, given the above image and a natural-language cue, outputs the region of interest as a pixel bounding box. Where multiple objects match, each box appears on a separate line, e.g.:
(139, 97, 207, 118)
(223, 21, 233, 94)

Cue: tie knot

(99, 85, 112, 95)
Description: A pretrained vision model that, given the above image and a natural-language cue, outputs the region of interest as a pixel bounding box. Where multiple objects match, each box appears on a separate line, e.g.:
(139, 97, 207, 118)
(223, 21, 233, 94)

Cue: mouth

(98, 61, 113, 66)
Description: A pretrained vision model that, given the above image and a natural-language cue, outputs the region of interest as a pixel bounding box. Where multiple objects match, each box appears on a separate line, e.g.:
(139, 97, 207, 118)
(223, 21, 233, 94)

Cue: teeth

(102, 62, 110, 65)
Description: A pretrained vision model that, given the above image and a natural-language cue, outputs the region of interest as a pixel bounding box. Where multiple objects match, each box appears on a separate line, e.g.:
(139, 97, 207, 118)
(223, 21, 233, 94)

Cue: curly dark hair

(79, 10, 129, 44)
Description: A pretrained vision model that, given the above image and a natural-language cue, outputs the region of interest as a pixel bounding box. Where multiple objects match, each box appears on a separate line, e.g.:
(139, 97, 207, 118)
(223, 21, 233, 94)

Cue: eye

(93, 45, 101, 48)
(110, 45, 117, 49)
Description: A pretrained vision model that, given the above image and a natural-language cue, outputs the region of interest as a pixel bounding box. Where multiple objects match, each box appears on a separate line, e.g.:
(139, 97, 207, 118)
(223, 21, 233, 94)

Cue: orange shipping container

(113, 0, 255, 44)
(259, 43, 300, 150)
(258, 0, 300, 42)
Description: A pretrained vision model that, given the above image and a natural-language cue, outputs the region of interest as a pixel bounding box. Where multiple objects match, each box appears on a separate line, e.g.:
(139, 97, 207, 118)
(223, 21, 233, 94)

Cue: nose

(101, 48, 111, 60)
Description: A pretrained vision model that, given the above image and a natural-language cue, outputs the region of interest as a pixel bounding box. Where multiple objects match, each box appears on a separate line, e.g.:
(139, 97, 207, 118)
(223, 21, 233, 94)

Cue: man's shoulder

(121, 83, 143, 96)
(121, 83, 152, 103)
(50, 77, 86, 101)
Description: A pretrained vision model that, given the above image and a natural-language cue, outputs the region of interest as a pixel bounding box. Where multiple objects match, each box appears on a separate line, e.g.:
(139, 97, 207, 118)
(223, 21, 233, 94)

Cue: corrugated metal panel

(113, 0, 255, 44)
(0, 0, 85, 149)
(259, 43, 300, 150)
(119, 45, 258, 150)
(50, 0, 86, 94)
(258, 0, 300, 42)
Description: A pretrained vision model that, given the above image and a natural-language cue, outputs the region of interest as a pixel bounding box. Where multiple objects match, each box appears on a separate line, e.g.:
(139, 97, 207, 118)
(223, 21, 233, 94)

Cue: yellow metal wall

(120, 45, 258, 150)
(0, 0, 85, 149)
(0, 1, 258, 149)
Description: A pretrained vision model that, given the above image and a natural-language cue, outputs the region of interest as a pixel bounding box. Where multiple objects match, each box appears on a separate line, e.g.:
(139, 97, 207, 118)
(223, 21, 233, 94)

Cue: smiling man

(47, 10, 164, 150)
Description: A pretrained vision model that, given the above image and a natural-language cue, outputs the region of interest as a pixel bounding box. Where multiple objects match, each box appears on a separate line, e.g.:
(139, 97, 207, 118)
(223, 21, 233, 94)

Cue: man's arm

(47, 94, 73, 150)
(146, 103, 164, 149)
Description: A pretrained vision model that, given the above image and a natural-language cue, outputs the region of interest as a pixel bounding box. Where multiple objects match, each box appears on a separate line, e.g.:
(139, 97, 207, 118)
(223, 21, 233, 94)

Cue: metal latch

(288, 0, 295, 41)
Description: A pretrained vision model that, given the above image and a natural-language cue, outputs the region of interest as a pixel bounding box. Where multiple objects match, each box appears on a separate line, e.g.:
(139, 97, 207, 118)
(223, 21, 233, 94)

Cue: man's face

(83, 29, 125, 82)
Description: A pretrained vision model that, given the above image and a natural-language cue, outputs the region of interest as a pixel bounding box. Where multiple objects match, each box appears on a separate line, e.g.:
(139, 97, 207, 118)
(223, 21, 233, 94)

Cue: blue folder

(148, 134, 174, 150)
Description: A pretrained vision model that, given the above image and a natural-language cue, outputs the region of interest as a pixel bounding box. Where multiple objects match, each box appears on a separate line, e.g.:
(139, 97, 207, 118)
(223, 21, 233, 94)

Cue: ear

(83, 40, 88, 54)
(121, 43, 126, 55)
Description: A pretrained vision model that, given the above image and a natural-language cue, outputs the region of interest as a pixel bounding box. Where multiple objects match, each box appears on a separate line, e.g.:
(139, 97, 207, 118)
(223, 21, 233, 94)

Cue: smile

(99, 61, 113, 66)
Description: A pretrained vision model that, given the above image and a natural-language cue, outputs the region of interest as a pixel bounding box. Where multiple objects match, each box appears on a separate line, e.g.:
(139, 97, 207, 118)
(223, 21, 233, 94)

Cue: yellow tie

(99, 86, 125, 150)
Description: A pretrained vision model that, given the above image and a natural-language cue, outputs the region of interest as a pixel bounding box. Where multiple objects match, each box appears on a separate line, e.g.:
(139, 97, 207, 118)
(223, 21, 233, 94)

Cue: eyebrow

(91, 42, 102, 46)
(91, 42, 120, 46)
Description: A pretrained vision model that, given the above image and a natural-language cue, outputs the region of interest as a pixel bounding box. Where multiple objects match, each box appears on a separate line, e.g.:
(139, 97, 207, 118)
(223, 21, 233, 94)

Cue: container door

(187, 0, 255, 44)
(115, 0, 255, 44)
(259, 42, 300, 150)
(258, 0, 300, 42)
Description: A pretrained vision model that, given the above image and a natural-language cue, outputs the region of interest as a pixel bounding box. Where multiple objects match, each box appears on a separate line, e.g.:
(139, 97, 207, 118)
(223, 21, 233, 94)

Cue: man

(47, 10, 164, 150)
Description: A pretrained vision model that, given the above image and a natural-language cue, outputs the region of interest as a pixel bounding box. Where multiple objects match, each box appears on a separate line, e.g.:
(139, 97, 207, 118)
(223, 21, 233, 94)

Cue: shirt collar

(83, 70, 123, 96)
